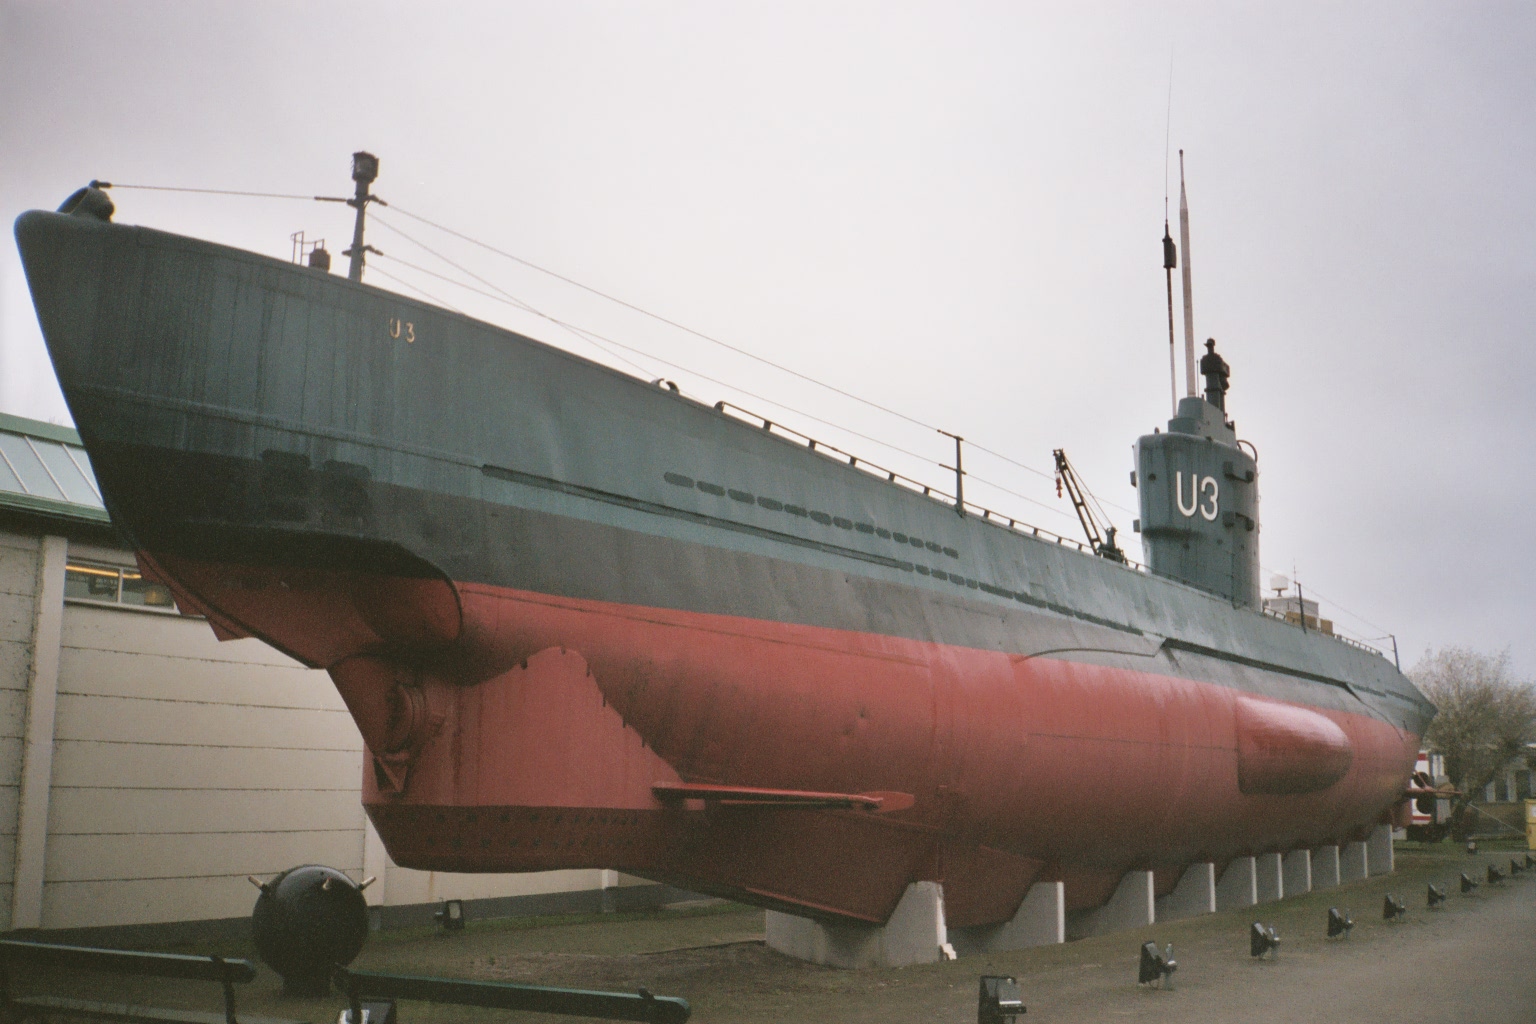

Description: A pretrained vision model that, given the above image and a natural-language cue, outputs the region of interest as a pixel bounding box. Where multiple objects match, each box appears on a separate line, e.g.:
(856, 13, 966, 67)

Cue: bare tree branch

(1411, 646, 1536, 838)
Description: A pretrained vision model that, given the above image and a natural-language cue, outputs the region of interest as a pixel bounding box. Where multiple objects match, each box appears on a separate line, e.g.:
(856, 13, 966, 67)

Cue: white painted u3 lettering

(1176, 471, 1219, 521)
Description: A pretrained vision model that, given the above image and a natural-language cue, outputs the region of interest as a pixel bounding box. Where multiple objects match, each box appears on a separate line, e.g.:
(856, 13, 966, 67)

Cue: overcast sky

(3, 2, 1533, 677)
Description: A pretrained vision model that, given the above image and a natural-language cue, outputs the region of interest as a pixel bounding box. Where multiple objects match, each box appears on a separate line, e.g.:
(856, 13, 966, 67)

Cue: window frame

(63, 558, 182, 615)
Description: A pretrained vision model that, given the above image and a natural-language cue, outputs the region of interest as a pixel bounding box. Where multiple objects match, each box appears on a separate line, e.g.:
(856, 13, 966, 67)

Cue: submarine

(13, 158, 1431, 930)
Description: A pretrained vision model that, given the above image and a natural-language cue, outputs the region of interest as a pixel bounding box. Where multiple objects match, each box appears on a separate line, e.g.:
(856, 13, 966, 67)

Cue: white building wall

(0, 529, 41, 928)
(45, 539, 367, 929)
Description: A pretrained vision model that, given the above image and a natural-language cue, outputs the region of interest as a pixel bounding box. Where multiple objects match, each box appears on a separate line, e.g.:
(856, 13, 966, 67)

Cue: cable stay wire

(967, 441, 1056, 482)
(1258, 562, 1395, 642)
(372, 216, 539, 314)
(1082, 479, 1121, 534)
(1299, 586, 1393, 639)
(375, 250, 534, 314)
(374, 253, 654, 380)
(372, 214, 944, 462)
(362, 264, 464, 315)
(94, 182, 323, 202)
(370, 220, 659, 379)
(386, 206, 947, 423)
(367, 231, 1075, 523)
(388, 203, 1072, 480)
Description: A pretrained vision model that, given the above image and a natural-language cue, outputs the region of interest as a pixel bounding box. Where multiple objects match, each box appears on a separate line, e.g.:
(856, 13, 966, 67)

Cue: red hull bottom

(144, 554, 1418, 926)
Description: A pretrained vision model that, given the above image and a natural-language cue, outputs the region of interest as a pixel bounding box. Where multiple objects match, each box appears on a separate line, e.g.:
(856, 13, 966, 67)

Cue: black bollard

(434, 899, 467, 932)
(1382, 894, 1407, 922)
(977, 976, 1025, 1024)
(1138, 942, 1177, 990)
(1249, 923, 1281, 959)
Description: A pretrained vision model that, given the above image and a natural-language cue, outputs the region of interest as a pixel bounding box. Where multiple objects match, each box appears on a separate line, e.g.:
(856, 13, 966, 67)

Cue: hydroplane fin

(652, 783, 915, 813)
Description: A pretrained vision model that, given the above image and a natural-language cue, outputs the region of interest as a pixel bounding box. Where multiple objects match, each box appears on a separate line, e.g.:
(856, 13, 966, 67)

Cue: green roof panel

(0, 412, 109, 524)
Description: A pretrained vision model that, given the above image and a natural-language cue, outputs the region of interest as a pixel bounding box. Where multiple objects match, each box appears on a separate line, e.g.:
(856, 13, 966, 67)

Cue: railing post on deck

(940, 431, 965, 516)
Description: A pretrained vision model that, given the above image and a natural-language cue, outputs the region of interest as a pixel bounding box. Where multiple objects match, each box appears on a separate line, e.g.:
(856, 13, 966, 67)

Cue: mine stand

(0, 939, 294, 1024)
(334, 967, 690, 1024)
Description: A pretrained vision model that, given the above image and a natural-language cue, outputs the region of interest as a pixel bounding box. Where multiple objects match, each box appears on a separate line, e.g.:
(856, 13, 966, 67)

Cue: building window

(65, 561, 178, 612)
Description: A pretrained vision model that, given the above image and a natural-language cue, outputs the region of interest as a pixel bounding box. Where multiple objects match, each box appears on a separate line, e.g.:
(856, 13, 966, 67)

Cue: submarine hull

(15, 208, 1430, 926)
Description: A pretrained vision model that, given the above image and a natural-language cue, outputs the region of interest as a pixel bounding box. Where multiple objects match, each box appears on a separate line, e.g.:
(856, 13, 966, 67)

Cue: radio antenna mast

(1164, 57, 1178, 414)
(1178, 150, 1197, 397)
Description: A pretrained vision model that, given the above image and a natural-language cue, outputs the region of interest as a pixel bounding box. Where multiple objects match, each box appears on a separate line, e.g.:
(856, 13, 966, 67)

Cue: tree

(1410, 646, 1536, 838)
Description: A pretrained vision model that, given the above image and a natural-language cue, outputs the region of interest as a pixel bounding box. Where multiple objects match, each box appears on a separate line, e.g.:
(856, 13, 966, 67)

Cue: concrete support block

(765, 881, 946, 968)
(1341, 840, 1369, 882)
(1255, 852, 1284, 902)
(1215, 856, 1257, 911)
(949, 881, 1064, 955)
(1064, 870, 1153, 940)
(1282, 849, 1311, 896)
(1154, 862, 1216, 921)
(1311, 845, 1341, 889)
(1366, 824, 1394, 876)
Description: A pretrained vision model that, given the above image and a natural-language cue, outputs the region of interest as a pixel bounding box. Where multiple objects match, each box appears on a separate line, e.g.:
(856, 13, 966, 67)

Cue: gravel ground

(15, 842, 1536, 1024)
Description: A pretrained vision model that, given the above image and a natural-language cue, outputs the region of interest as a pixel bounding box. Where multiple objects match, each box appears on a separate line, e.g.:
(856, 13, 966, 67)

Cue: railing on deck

(1261, 607, 1384, 658)
(711, 401, 1147, 572)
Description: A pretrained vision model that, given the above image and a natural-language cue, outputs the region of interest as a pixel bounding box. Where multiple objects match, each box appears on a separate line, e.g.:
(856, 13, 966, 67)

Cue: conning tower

(1134, 338, 1260, 609)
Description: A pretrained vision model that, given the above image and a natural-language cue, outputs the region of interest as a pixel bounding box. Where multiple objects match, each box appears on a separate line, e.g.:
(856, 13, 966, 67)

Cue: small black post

(221, 979, 238, 1024)
(1297, 583, 1307, 634)
(209, 957, 239, 1024)
(335, 967, 364, 1024)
